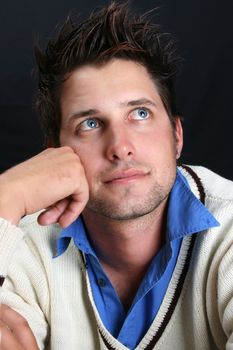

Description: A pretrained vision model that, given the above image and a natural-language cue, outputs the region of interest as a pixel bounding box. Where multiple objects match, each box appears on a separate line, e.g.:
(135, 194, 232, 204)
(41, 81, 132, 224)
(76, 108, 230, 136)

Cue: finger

(0, 305, 39, 350)
(58, 193, 89, 228)
(0, 324, 24, 350)
(37, 198, 70, 225)
(39, 186, 89, 228)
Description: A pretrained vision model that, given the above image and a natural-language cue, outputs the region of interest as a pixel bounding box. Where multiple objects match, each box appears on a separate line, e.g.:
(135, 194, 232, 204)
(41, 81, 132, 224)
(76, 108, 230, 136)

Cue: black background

(0, 0, 232, 179)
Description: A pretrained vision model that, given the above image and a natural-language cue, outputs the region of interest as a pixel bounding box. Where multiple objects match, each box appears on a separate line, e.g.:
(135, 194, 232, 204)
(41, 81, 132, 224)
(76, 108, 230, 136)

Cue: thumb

(38, 198, 70, 226)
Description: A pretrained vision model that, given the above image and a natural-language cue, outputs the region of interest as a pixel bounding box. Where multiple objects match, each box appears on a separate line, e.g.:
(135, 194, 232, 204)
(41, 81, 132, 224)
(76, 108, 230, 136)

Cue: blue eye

(131, 108, 149, 120)
(79, 118, 100, 131)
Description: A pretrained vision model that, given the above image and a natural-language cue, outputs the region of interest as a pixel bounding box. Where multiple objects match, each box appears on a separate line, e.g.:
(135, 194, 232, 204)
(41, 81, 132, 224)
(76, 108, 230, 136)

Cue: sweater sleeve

(0, 217, 50, 350)
(205, 201, 233, 350)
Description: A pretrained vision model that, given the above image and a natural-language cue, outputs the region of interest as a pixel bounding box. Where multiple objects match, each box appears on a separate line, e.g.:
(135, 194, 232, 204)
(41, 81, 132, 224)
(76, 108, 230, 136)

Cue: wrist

(0, 180, 24, 225)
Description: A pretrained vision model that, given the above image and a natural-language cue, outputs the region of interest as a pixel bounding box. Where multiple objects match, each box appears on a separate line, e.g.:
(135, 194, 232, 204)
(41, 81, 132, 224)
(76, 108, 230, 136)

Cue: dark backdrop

(0, 0, 232, 179)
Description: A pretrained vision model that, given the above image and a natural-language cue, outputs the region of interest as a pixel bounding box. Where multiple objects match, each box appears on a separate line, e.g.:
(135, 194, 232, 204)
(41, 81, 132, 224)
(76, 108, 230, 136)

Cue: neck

(82, 201, 168, 309)
(83, 202, 167, 267)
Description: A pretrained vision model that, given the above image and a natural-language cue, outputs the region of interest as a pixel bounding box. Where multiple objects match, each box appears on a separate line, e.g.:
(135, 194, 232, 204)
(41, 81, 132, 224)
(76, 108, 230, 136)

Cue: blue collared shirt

(55, 169, 219, 349)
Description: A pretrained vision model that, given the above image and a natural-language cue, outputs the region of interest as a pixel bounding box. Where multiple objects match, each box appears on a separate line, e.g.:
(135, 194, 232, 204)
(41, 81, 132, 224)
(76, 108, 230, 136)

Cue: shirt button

(98, 278, 106, 287)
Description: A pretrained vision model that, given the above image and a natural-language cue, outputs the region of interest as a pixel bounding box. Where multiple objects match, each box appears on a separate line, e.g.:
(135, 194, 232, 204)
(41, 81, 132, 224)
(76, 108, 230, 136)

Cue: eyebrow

(67, 98, 157, 124)
(121, 98, 157, 108)
(68, 109, 99, 124)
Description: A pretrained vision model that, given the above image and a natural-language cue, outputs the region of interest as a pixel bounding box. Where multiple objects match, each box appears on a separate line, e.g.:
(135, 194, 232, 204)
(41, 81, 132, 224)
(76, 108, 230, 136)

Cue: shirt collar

(55, 169, 219, 257)
(55, 216, 95, 257)
(166, 169, 219, 241)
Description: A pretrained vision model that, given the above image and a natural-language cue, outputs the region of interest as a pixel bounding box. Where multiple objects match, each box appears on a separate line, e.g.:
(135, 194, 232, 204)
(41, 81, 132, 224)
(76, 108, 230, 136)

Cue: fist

(0, 304, 39, 350)
(0, 147, 89, 227)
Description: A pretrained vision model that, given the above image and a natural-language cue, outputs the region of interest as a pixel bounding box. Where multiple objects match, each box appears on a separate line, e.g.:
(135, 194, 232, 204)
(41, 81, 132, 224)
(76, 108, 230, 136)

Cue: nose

(105, 126, 135, 162)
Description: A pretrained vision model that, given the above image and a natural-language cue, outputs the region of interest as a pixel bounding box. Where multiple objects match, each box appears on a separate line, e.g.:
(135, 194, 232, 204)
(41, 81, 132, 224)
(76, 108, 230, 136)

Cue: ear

(174, 117, 183, 159)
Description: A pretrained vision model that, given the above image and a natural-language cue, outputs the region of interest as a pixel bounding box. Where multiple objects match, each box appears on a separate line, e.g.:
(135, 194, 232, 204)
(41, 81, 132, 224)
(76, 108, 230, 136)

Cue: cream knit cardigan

(0, 166, 233, 350)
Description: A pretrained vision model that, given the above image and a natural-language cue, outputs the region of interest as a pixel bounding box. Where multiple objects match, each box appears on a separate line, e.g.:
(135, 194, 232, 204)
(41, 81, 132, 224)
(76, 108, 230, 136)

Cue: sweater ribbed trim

(87, 166, 205, 350)
(181, 165, 205, 204)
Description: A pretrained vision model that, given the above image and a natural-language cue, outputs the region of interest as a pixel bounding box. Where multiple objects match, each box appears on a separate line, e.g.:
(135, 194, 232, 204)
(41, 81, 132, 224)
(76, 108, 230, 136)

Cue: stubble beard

(86, 175, 176, 221)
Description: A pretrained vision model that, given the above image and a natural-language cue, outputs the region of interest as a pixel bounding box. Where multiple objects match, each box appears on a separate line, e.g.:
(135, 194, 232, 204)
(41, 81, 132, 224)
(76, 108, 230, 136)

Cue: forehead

(60, 59, 163, 117)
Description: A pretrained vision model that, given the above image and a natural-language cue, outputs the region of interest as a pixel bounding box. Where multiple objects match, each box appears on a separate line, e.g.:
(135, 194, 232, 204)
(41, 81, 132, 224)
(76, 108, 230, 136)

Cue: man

(0, 2, 232, 349)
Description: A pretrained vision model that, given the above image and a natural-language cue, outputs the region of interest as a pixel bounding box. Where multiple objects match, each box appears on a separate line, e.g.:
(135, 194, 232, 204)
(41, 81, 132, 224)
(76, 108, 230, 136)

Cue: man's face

(59, 59, 183, 221)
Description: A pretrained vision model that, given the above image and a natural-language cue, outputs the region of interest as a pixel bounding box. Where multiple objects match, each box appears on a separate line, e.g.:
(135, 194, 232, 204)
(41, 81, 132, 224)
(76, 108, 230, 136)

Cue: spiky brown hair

(34, 1, 179, 145)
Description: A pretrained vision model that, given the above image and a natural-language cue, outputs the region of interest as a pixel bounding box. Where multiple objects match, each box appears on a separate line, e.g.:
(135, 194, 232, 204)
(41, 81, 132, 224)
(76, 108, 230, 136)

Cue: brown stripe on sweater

(181, 165, 206, 204)
(99, 331, 117, 350)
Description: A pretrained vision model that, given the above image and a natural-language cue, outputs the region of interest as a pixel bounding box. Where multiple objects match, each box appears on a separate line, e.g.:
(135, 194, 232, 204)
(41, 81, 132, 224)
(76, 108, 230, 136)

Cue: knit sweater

(0, 165, 233, 350)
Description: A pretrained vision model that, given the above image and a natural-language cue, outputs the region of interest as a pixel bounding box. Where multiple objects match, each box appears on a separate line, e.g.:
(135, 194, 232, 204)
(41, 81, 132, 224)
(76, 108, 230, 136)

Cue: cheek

(142, 127, 176, 156)
(60, 132, 102, 180)
(60, 131, 101, 157)
(74, 143, 103, 182)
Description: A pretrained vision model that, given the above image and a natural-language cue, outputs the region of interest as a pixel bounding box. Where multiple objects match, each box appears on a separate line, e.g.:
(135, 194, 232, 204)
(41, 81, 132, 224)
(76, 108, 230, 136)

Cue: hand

(0, 147, 89, 227)
(0, 304, 39, 350)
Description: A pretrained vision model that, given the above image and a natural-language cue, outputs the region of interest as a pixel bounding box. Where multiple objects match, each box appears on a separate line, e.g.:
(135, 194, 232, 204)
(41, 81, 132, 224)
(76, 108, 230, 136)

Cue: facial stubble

(85, 170, 176, 221)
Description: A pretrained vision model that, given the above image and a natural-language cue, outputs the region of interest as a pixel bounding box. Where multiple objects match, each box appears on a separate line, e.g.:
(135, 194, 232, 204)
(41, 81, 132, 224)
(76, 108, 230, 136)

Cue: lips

(103, 168, 149, 183)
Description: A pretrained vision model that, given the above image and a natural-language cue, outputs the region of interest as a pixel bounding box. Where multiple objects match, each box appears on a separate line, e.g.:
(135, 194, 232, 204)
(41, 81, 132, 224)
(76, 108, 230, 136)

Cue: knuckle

(60, 145, 73, 153)
(11, 312, 29, 329)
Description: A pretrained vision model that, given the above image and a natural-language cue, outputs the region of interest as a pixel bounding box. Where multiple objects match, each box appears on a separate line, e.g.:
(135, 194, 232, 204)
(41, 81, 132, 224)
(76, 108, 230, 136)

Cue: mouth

(103, 168, 149, 185)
